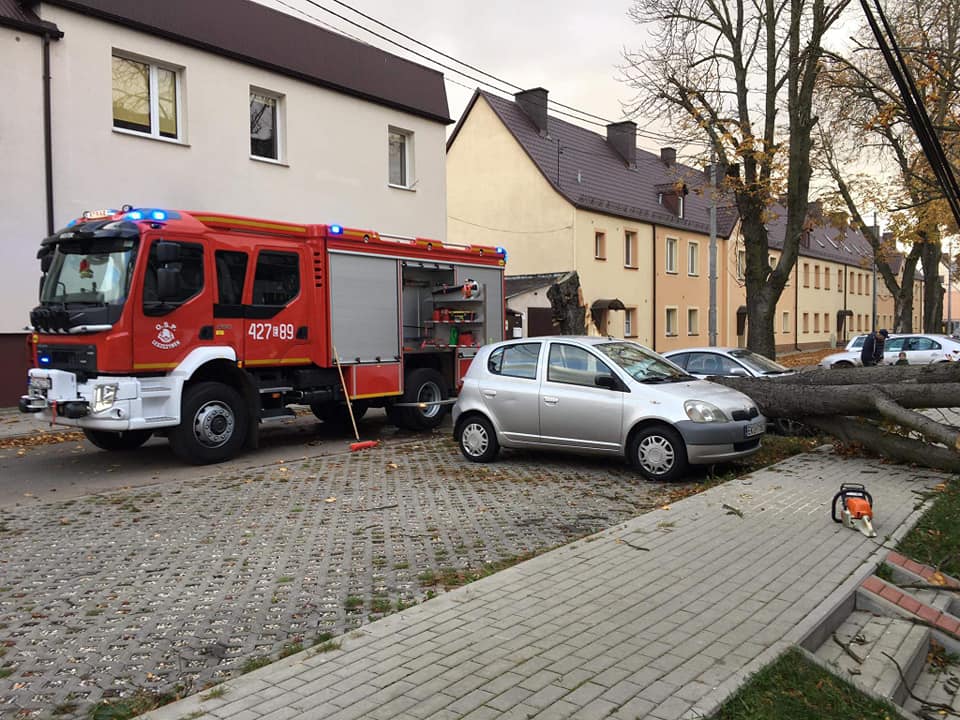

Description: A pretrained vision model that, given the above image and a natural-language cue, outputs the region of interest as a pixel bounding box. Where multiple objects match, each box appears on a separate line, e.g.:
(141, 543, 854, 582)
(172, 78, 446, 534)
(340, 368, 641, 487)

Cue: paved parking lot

(0, 433, 698, 718)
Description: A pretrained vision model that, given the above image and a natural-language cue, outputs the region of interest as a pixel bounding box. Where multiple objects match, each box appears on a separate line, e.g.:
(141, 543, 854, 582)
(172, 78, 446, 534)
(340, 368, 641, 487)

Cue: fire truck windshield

(41, 238, 137, 307)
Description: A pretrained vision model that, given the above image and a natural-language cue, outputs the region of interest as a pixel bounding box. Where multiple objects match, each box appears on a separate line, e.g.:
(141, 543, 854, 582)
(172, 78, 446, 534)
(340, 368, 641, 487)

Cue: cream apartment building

(0, 0, 451, 404)
(447, 89, 739, 352)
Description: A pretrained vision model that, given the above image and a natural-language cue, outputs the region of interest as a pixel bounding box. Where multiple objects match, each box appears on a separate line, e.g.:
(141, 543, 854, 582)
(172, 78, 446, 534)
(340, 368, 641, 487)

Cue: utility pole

(708, 156, 718, 346)
(872, 211, 878, 330)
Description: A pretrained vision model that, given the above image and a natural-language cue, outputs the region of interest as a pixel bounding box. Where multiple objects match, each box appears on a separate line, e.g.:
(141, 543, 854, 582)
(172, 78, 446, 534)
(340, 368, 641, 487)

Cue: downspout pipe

(43, 31, 55, 235)
(794, 259, 800, 351)
(651, 223, 658, 351)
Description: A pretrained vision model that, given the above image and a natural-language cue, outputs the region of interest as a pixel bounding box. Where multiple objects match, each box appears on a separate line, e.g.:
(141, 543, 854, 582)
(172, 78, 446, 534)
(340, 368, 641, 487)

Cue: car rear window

(488, 343, 540, 379)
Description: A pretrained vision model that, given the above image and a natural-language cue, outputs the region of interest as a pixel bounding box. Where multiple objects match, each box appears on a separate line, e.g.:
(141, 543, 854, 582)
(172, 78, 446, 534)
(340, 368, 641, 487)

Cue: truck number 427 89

(248, 323, 295, 341)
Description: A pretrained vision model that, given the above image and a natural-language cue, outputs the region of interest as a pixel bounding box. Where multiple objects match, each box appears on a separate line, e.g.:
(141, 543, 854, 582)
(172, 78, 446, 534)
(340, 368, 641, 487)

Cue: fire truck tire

(170, 382, 248, 465)
(311, 401, 368, 427)
(399, 368, 448, 431)
(83, 429, 153, 451)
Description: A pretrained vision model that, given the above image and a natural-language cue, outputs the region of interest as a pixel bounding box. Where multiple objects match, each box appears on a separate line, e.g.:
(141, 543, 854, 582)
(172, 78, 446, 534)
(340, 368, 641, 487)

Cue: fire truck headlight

(93, 384, 119, 413)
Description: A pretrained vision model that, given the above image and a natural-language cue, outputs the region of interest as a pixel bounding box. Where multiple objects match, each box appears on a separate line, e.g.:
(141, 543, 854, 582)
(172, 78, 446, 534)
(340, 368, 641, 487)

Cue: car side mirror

(155, 240, 180, 264)
(595, 374, 618, 390)
(156, 266, 179, 300)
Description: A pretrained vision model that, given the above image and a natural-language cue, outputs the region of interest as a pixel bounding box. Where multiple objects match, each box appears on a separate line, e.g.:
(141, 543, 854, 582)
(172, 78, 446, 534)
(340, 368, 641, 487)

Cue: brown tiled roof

(0, 0, 60, 34)
(763, 204, 877, 268)
(39, 0, 450, 122)
(450, 90, 739, 238)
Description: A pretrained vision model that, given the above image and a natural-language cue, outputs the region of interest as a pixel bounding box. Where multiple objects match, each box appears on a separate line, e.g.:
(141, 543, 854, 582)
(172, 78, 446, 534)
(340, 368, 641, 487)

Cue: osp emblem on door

(152, 322, 181, 350)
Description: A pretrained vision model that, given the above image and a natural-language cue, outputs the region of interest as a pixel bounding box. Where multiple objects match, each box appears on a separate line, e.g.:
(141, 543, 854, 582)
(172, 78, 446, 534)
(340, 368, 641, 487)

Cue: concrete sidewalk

(143, 449, 943, 720)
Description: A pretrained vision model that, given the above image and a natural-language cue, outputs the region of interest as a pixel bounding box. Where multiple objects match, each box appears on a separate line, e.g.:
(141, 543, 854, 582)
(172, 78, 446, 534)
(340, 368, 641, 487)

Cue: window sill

(389, 183, 416, 193)
(113, 127, 189, 146)
(595, 256, 606, 261)
(250, 155, 289, 167)
(665, 333, 678, 337)
(665, 270, 678, 275)
(688, 273, 700, 277)
(624, 265, 638, 270)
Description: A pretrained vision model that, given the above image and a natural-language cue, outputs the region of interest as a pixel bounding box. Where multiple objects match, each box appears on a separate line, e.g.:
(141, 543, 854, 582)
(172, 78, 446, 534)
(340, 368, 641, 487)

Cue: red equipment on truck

(19, 207, 506, 464)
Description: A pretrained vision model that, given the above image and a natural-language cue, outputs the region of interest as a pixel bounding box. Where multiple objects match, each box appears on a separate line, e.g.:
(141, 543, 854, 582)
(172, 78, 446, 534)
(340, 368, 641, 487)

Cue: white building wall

(0, 27, 47, 335)
(39, 6, 447, 234)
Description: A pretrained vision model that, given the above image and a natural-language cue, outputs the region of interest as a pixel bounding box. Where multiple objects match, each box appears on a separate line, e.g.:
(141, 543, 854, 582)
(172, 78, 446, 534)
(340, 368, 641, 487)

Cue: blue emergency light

(39, 355, 51, 365)
(496, 246, 508, 262)
(330, 225, 343, 235)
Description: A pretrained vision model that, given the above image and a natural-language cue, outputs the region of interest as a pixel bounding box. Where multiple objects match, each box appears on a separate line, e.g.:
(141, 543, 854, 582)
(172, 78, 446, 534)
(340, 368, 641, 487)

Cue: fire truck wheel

(83, 429, 153, 452)
(310, 401, 368, 428)
(170, 382, 249, 465)
(399, 368, 448, 430)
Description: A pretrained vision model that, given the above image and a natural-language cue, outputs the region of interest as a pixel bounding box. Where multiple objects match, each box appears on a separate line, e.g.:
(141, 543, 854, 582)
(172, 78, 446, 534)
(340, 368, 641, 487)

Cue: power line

(267, 0, 678, 144)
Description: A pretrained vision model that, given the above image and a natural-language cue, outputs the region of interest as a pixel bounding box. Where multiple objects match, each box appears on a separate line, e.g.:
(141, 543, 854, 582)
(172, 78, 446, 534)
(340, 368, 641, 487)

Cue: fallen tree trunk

(710, 367, 960, 472)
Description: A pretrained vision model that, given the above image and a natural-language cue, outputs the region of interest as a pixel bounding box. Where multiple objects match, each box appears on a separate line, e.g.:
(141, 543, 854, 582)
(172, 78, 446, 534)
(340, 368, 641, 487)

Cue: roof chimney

(515, 88, 549, 135)
(660, 147, 676, 166)
(606, 121, 637, 166)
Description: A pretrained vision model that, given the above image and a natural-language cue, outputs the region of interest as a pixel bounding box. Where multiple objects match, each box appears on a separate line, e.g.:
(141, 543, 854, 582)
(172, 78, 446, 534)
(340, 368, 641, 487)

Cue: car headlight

(684, 400, 729, 423)
(92, 383, 119, 413)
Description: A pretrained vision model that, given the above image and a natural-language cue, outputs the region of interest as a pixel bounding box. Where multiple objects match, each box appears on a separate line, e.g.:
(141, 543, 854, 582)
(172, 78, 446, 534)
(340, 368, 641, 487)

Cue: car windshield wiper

(639, 374, 690, 383)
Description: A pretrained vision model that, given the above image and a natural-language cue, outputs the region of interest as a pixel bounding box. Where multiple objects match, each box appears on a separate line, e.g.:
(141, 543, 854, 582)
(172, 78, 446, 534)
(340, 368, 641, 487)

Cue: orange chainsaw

(831, 483, 876, 538)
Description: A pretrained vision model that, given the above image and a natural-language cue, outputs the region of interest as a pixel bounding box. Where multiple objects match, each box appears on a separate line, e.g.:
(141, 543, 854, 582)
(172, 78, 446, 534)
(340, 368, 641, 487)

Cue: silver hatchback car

(452, 337, 766, 481)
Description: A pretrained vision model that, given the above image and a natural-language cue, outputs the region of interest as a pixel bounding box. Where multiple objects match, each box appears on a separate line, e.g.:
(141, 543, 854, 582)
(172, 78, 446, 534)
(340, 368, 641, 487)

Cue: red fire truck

(19, 207, 505, 464)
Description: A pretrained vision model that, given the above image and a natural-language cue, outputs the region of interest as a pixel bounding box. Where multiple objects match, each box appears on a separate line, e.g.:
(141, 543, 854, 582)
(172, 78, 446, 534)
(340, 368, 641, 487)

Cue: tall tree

(816, 0, 960, 332)
(622, 0, 850, 357)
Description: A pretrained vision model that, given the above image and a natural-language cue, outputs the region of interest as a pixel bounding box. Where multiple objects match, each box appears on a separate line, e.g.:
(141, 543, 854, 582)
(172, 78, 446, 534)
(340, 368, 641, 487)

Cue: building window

(665, 307, 678, 336)
(803, 263, 810, 287)
(802, 313, 809, 333)
(857, 314, 862, 332)
(687, 241, 699, 276)
(838, 270, 843, 292)
(624, 230, 638, 268)
(666, 238, 678, 273)
(782, 311, 790, 333)
(388, 127, 414, 187)
(858, 273, 864, 295)
(250, 88, 283, 161)
(687, 308, 699, 335)
(824, 313, 830, 333)
(737, 249, 746, 281)
(850, 271, 855, 293)
(825, 267, 831, 290)
(595, 232, 606, 260)
(814, 313, 820, 333)
(112, 53, 180, 140)
(624, 308, 636, 337)
(814, 265, 820, 289)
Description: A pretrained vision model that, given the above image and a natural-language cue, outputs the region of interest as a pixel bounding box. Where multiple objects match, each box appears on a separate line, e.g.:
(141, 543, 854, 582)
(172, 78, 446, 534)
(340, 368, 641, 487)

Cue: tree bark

(547, 271, 586, 335)
(710, 368, 960, 472)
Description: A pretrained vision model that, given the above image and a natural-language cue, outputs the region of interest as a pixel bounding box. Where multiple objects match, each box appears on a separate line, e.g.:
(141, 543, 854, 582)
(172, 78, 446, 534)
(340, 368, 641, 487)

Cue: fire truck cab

(19, 207, 505, 464)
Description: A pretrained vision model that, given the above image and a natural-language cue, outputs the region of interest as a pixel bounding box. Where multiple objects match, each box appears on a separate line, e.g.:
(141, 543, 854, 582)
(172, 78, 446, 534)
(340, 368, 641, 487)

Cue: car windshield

(41, 237, 137, 306)
(728, 349, 790, 374)
(596, 341, 691, 383)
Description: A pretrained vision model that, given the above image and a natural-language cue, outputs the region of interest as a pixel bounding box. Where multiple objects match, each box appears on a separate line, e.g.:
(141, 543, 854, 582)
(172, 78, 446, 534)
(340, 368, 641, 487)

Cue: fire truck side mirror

(40, 254, 53, 274)
(155, 241, 180, 264)
(156, 267, 179, 301)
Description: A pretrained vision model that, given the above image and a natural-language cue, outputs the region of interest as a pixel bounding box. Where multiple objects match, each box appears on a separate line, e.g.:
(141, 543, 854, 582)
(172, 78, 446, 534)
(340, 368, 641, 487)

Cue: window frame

(687, 307, 699, 336)
(687, 240, 699, 276)
(249, 87, 285, 163)
(665, 237, 679, 274)
(388, 126, 415, 189)
(782, 311, 790, 334)
(624, 307, 636, 337)
(594, 231, 606, 260)
(665, 306, 678, 336)
(624, 230, 638, 269)
(112, 51, 183, 143)
(487, 342, 541, 380)
(736, 249, 746, 281)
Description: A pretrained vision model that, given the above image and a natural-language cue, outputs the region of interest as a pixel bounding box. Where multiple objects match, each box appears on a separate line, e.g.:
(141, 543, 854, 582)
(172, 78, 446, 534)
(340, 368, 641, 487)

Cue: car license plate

(744, 422, 764, 438)
(30, 376, 51, 391)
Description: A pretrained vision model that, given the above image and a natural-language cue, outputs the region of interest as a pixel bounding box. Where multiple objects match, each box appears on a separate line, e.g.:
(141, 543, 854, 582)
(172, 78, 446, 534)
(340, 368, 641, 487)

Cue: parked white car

(818, 334, 960, 368)
(452, 337, 765, 482)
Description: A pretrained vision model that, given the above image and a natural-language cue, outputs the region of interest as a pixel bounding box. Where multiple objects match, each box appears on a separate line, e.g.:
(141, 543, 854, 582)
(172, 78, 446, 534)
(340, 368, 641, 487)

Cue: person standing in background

(860, 329, 889, 366)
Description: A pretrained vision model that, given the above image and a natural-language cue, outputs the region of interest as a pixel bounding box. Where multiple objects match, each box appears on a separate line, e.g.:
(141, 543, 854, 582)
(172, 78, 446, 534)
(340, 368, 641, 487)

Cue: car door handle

(543, 396, 559, 405)
(481, 390, 497, 398)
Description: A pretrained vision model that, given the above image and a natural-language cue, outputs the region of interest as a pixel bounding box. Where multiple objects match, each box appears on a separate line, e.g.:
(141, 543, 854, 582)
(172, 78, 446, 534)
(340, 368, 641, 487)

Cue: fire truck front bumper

(20, 369, 182, 431)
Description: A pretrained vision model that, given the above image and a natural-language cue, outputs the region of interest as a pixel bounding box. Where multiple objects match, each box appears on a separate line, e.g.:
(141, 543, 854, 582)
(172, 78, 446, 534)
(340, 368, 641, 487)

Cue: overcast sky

(255, 0, 663, 148)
